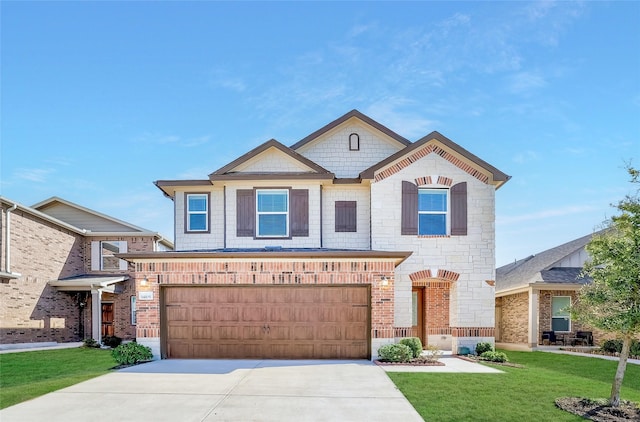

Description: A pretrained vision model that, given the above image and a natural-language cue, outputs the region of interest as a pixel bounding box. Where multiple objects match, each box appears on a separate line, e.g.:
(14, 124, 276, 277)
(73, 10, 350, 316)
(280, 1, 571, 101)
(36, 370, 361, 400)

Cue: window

(418, 189, 448, 235)
(349, 133, 360, 151)
(552, 296, 571, 332)
(131, 296, 136, 325)
(402, 181, 467, 236)
(92, 240, 127, 271)
(256, 189, 289, 237)
(186, 193, 208, 232)
(335, 201, 357, 232)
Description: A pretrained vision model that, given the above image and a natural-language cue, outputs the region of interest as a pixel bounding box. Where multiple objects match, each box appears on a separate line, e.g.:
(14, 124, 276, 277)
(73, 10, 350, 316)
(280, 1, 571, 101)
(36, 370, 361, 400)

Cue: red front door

(101, 303, 114, 337)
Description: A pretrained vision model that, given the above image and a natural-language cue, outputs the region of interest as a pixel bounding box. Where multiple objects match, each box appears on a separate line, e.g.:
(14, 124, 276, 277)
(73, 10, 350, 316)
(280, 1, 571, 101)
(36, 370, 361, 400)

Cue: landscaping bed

(556, 397, 640, 422)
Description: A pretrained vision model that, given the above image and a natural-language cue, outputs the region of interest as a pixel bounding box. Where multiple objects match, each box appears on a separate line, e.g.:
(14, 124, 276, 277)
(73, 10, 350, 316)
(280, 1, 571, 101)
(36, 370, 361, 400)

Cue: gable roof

(27, 196, 173, 248)
(360, 131, 511, 188)
(495, 230, 604, 293)
(290, 109, 411, 151)
(33, 196, 150, 233)
(1, 196, 87, 235)
(209, 139, 335, 181)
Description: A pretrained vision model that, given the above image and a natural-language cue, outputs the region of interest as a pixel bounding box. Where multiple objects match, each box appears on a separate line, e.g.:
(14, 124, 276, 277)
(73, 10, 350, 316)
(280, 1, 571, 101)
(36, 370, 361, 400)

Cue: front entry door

(412, 288, 424, 346)
(101, 303, 114, 337)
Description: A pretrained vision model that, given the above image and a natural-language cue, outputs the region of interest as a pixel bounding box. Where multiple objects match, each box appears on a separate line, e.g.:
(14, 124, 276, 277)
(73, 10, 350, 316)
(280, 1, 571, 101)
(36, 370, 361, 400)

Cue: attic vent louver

(349, 133, 360, 151)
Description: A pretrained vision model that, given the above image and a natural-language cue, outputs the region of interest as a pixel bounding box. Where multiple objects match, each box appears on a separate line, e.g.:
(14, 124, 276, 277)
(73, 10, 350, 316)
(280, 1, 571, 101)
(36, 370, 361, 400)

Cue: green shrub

(475, 341, 493, 355)
(111, 341, 153, 365)
(377, 343, 413, 362)
(399, 337, 423, 358)
(600, 339, 640, 357)
(480, 351, 508, 363)
(83, 338, 100, 348)
(102, 335, 122, 348)
(601, 339, 623, 354)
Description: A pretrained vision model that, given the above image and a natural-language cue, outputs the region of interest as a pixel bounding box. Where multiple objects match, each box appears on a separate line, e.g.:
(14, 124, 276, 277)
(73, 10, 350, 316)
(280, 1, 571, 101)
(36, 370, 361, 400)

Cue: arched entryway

(409, 269, 459, 350)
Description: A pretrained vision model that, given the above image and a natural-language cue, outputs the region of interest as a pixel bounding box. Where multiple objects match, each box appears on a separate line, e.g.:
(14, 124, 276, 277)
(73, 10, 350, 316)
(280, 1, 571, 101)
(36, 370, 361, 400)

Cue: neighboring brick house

(0, 196, 172, 346)
(122, 110, 510, 359)
(495, 230, 612, 349)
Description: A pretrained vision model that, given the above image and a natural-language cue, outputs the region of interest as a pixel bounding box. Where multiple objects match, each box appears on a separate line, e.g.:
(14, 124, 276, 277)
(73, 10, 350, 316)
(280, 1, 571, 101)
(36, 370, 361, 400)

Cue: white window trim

(256, 189, 289, 238)
(418, 188, 450, 235)
(186, 193, 208, 232)
(551, 296, 571, 332)
(131, 295, 137, 325)
(92, 241, 127, 271)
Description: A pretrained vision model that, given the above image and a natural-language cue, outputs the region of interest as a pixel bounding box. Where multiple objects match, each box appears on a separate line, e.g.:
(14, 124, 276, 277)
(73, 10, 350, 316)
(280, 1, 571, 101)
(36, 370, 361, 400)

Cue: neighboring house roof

(290, 109, 412, 150)
(360, 131, 511, 188)
(209, 139, 335, 181)
(1, 196, 173, 249)
(495, 231, 604, 293)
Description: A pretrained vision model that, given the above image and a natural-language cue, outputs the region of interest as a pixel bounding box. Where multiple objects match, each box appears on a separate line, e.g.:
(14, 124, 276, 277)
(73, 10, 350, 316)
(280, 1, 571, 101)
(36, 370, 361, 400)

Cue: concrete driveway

(0, 359, 424, 422)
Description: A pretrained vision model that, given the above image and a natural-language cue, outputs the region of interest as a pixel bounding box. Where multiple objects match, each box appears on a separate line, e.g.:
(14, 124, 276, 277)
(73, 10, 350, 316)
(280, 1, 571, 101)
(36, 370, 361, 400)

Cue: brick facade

(132, 258, 396, 358)
(496, 293, 529, 344)
(0, 206, 85, 343)
(1, 202, 159, 345)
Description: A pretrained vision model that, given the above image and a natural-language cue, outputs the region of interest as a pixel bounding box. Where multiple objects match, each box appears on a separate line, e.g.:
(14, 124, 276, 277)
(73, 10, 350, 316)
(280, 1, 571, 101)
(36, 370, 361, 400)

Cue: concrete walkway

(0, 359, 425, 422)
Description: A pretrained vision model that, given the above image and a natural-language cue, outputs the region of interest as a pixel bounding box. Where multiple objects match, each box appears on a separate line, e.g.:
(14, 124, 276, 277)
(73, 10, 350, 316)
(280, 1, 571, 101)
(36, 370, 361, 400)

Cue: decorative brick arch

(414, 176, 453, 187)
(374, 143, 490, 183)
(409, 268, 460, 285)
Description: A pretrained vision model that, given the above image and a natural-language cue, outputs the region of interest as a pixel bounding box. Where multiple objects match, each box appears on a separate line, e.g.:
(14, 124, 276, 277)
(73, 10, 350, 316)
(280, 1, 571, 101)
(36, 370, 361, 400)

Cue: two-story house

(0, 196, 172, 348)
(122, 110, 510, 360)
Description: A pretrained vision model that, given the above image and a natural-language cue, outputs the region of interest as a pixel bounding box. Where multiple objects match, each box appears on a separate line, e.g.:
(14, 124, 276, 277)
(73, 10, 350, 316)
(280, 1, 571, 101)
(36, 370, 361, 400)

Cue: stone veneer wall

(497, 292, 529, 344)
(132, 259, 396, 360)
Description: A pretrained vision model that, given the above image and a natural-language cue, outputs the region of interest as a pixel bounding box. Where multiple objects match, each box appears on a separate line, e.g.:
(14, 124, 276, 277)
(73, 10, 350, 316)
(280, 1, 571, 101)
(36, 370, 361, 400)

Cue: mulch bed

(555, 397, 640, 422)
(374, 359, 445, 366)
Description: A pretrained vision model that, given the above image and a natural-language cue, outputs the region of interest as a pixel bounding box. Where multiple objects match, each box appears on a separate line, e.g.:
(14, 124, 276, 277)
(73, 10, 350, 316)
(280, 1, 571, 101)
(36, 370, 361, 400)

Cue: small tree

(572, 165, 640, 407)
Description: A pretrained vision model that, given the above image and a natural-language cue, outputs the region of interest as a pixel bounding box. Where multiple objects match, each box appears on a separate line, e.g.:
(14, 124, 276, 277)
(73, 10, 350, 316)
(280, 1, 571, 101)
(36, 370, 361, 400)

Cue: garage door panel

(166, 307, 189, 321)
(215, 307, 239, 321)
(192, 326, 212, 340)
(168, 325, 190, 339)
(292, 326, 314, 340)
(164, 285, 369, 359)
(192, 307, 212, 321)
(242, 307, 267, 321)
(218, 326, 241, 340)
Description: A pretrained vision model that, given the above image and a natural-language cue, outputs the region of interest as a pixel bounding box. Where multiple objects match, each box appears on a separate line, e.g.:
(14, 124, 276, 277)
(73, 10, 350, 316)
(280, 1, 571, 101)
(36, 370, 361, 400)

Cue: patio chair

(541, 331, 562, 345)
(575, 331, 593, 346)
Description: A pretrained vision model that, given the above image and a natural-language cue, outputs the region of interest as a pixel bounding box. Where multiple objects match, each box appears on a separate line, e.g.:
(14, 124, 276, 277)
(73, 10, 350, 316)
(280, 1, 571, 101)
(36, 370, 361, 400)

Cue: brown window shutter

(451, 182, 467, 236)
(236, 189, 255, 237)
(335, 201, 357, 232)
(290, 189, 309, 237)
(401, 181, 418, 235)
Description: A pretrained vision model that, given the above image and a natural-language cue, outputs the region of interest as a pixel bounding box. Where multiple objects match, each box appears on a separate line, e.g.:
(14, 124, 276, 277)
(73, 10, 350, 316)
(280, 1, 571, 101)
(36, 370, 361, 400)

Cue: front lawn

(0, 347, 116, 409)
(387, 351, 640, 422)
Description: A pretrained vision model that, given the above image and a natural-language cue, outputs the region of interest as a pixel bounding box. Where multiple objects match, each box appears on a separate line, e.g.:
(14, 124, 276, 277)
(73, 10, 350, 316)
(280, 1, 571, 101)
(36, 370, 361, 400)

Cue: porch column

(528, 288, 539, 348)
(91, 289, 102, 344)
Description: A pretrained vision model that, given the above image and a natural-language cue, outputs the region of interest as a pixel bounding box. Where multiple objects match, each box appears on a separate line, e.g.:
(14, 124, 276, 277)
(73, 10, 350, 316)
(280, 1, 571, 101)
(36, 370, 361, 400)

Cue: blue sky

(1, 1, 638, 266)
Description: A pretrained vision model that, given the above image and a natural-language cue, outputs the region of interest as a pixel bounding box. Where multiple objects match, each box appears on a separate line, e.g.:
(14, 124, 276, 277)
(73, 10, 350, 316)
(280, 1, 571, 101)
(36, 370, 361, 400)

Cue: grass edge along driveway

(0, 347, 116, 409)
(388, 351, 640, 422)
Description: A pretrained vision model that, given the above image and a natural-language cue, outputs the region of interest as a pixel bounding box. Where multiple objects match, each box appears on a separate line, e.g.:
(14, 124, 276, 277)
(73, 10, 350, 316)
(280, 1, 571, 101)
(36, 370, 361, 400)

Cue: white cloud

(512, 150, 539, 164)
(14, 167, 54, 183)
(134, 133, 210, 147)
(498, 204, 599, 225)
(509, 71, 547, 94)
(365, 99, 437, 140)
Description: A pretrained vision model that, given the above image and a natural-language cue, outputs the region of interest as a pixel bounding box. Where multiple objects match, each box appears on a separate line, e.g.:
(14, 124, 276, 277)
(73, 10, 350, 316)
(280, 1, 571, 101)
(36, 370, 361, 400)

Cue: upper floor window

(418, 189, 447, 235)
(91, 240, 127, 271)
(256, 189, 289, 237)
(186, 193, 209, 232)
(402, 181, 467, 236)
(552, 296, 571, 332)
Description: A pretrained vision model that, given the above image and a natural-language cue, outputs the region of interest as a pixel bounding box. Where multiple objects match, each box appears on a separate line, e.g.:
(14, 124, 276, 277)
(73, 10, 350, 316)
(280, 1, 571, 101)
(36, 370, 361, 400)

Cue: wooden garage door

(163, 285, 370, 359)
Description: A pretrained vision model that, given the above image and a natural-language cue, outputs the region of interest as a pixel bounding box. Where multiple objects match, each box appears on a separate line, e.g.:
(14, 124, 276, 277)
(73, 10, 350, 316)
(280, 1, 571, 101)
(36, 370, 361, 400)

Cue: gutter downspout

(5, 202, 18, 274)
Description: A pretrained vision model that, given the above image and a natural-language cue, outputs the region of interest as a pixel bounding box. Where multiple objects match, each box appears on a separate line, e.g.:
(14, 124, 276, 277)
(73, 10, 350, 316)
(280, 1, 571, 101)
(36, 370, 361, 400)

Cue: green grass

(387, 351, 640, 422)
(0, 347, 116, 409)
